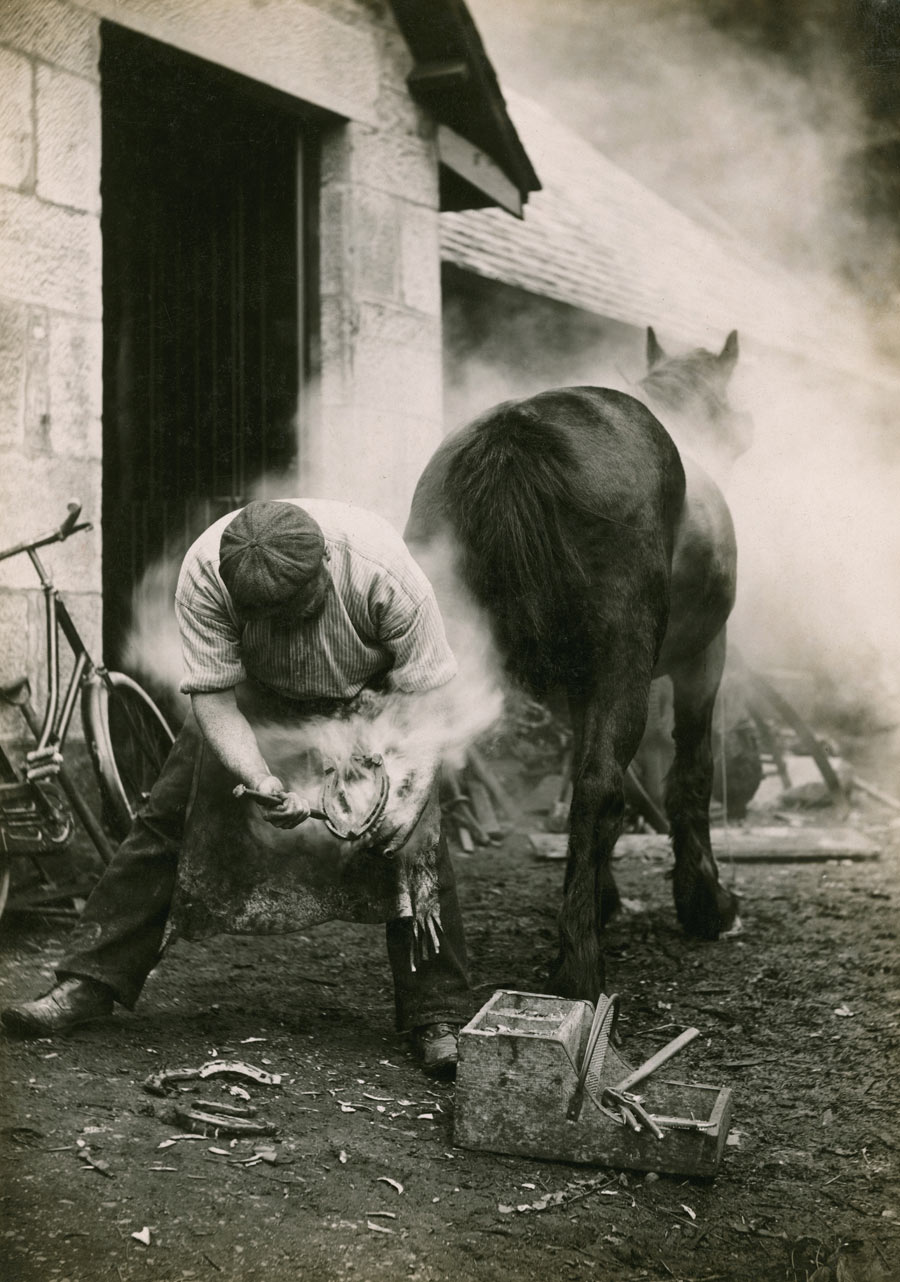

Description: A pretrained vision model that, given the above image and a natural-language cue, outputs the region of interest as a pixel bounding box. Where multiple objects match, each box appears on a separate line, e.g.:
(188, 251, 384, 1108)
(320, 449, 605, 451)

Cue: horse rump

(408, 389, 682, 695)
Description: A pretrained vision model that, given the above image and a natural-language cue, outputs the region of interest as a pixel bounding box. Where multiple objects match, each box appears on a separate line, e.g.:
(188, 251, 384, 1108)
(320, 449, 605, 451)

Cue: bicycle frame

(0, 508, 116, 864)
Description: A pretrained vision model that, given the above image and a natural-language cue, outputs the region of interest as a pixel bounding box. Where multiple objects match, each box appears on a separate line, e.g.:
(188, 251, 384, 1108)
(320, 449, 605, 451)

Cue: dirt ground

(1, 749, 899, 1282)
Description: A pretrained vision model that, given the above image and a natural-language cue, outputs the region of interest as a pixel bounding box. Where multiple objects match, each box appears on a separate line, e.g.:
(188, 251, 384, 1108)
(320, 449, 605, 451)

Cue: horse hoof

(675, 879, 739, 940)
(547, 955, 606, 1004)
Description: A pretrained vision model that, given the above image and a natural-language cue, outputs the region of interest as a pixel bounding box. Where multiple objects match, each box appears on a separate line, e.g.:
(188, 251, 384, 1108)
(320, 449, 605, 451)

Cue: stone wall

(0, 0, 445, 739)
(0, 2, 104, 737)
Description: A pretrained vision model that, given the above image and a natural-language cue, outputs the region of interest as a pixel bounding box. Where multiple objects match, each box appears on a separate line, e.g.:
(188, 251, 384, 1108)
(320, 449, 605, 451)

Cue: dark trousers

(60, 727, 472, 1032)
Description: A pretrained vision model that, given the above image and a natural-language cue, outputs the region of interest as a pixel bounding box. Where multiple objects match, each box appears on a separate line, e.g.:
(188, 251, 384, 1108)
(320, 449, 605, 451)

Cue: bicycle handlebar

(58, 501, 83, 539)
(0, 500, 93, 565)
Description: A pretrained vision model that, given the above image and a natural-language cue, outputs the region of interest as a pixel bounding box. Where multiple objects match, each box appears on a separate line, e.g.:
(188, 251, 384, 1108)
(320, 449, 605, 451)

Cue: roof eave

(388, 0, 541, 212)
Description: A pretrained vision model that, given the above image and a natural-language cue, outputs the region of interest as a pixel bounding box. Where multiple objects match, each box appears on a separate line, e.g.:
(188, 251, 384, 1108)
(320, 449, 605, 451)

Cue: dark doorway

(100, 23, 320, 669)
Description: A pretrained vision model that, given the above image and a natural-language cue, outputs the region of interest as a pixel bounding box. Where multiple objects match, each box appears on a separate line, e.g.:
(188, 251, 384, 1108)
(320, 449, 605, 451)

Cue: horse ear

(647, 327, 666, 369)
(719, 330, 739, 373)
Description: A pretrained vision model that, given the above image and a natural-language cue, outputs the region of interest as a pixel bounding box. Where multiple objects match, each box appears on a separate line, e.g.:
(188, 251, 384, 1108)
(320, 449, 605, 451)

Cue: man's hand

(254, 775, 312, 830)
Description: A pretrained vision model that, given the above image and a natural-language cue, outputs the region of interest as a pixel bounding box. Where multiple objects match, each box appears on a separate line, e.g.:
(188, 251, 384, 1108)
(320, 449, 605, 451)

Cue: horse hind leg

(666, 632, 740, 938)
(549, 648, 654, 1001)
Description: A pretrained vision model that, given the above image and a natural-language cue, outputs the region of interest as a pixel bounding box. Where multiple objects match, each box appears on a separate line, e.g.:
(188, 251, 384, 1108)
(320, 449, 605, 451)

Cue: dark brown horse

(404, 330, 742, 1001)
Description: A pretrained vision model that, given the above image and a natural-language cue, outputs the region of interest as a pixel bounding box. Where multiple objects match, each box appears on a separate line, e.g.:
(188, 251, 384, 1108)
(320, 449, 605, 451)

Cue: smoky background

(456, 0, 900, 749)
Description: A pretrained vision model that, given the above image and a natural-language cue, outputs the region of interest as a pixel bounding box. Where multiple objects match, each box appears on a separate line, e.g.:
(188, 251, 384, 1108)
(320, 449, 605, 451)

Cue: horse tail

(440, 400, 591, 691)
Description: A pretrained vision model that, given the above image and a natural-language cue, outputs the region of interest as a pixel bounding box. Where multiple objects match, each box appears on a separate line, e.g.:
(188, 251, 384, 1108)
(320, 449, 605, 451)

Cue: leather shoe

(1, 977, 114, 1037)
(412, 1022, 459, 1076)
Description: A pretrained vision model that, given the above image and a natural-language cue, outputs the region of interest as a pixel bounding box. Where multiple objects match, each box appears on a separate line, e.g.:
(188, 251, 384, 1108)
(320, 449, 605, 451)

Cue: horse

(404, 328, 743, 1001)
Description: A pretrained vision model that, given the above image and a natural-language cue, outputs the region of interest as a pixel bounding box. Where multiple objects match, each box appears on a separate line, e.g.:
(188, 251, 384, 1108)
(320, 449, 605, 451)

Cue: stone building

(0, 0, 538, 719)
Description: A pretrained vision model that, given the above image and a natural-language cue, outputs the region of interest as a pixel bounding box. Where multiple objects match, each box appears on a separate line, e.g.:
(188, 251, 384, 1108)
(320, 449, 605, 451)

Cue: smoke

(453, 0, 900, 735)
(724, 359, 900, 729)
(470, 0, 872, 289)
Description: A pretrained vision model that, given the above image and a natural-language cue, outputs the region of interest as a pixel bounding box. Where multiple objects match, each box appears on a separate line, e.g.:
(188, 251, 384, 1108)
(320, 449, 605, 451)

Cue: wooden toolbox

(454, 990, 733, 1177)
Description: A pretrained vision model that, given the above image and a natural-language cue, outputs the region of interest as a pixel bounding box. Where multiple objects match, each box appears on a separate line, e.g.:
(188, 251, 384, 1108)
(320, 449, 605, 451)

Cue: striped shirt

(175, 499, 457, 699)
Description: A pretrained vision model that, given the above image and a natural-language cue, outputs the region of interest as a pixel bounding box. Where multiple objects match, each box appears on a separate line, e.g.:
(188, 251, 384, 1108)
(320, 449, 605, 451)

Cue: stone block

(356, 300, 440, 351)
(353, 186, 399, 299)
(24, 305, 50, 454)
(374, 21, 415, 96)
(48, 312, 102, 458)
(375, 85, 428, 142)
(400, 203, 441, 316)
(0, 46, 34, 190)
(36, 64, 101, 213)
(80, 0, 379, 124)
(349, 125, 438, 208)
(0, 0, 99, 80)
(0, 297, 26, 450)
(0, 188, 101, 316)
(0, 452, 101, 592)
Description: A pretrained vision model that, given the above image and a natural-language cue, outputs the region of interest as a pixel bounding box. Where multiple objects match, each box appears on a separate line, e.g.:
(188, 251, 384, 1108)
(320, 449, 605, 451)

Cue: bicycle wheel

(83, 672, 175, 841)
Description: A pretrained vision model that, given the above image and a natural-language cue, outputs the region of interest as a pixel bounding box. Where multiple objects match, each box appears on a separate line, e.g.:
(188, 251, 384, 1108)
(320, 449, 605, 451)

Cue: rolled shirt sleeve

(382, 597, 458, 694)
(175, 598, 247, 693)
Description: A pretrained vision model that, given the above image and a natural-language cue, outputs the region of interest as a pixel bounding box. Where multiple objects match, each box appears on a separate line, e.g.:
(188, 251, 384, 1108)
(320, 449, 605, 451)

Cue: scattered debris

(131, 1227, 151, 1246)
(499, 1174, 621, 1215)
(77, 1148, 113, 1178)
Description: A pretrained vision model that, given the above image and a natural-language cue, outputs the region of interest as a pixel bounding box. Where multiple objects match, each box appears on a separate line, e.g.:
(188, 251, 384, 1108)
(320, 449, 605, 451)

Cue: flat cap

(218, 501, 325, 610)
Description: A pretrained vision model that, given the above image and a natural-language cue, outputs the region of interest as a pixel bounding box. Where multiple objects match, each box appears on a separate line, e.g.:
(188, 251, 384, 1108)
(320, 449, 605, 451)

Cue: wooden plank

(529, 827, 880, 862)
(467, 747, 516, 819)
(437, 125, 524, 217)
(710, 827, 880, 862)
(529, 832, 569, 859)
(467, 779, 501, 838)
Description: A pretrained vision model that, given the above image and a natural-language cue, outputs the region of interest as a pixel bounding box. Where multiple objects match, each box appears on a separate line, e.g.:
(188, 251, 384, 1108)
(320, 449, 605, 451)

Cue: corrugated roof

(441, 91, 871, 372)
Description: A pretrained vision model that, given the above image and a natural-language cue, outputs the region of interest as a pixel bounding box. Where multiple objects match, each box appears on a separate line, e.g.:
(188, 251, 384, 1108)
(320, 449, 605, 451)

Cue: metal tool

(233, 752, 389, 841)
(566, 993, 620, 1122)
(601, 1026, 701, 1136)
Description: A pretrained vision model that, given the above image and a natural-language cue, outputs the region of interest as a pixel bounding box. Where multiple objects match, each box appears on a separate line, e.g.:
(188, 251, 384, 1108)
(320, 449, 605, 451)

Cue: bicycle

(0, 502, 175, 920)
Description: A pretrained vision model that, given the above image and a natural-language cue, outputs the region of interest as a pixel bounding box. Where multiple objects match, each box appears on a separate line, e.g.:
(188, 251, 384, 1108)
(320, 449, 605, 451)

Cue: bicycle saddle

(0, 677, 31, 706)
